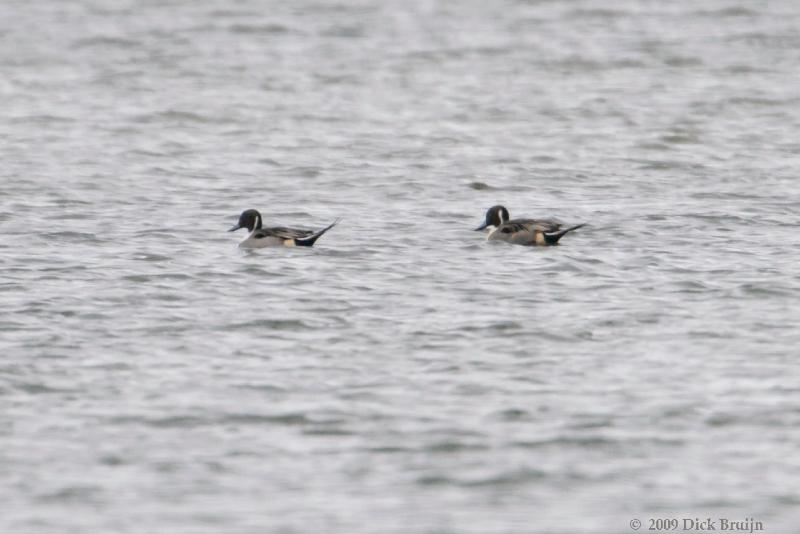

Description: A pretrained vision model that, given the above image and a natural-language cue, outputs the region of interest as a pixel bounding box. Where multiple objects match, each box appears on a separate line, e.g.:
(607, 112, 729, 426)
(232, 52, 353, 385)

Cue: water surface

(2, 0, 800, 532)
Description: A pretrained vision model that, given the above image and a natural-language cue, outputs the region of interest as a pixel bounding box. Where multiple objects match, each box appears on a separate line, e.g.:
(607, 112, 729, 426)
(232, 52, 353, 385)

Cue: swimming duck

(475, 205, 585, 246)
(229, 209, 338, 248)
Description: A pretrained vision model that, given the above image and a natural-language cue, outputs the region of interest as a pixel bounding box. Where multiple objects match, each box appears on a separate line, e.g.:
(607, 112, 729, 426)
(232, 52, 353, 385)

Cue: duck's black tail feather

(544, 223, 586, 245)
(295, 219, 340, 247)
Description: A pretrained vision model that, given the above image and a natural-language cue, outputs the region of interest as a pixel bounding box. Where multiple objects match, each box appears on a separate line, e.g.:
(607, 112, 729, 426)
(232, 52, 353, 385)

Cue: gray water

(2, 0, 800, 533)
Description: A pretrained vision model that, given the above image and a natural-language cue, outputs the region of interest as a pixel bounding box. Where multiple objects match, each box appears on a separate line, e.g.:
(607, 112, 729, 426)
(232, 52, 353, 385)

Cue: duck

(229, 209, 338, 248)
(475, 205, 585, 246)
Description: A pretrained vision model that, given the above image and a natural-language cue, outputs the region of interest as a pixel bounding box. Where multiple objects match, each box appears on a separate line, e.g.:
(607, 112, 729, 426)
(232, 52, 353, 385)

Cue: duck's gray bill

(474, 222, 487, 231)
(228, 224, 241, 232)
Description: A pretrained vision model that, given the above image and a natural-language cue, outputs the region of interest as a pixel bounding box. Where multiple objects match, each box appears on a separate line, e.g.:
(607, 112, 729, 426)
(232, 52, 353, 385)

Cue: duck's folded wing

(254, 226, 314, 240)
(499, 218, 562, 234)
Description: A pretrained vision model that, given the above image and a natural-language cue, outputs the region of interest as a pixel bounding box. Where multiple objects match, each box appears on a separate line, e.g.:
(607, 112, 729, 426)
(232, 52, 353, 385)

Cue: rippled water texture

(2, 0, 800, 532)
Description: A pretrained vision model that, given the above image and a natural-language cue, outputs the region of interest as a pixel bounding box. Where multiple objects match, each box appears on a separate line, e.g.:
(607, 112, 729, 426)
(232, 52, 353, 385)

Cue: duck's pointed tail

(295, 218, 340, 247)
(544, 223, 586, 245)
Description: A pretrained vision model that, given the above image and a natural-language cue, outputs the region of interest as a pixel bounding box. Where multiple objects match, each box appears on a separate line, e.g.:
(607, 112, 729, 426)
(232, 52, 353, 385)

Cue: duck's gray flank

(229, 209, 339, 248)
(475, 205, 585, 246)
